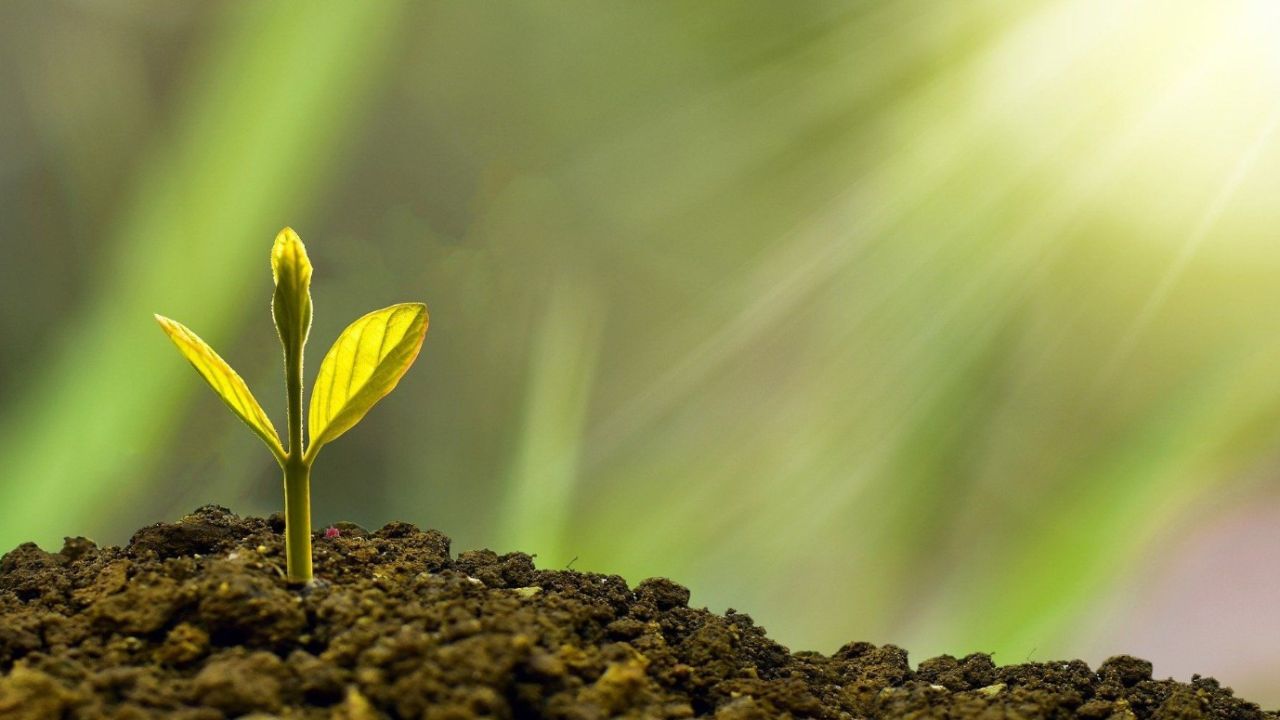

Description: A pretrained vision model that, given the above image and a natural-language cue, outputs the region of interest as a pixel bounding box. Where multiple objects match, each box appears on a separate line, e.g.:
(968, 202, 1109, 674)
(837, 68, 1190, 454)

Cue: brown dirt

(0, 506, 1273, 719)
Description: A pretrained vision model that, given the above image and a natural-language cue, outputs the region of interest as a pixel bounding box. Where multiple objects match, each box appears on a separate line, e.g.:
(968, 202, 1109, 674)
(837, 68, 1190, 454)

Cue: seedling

(155, 228, 428, 583)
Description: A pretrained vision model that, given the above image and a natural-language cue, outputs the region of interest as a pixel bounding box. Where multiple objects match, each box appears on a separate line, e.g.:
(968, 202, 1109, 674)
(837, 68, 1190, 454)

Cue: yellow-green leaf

(271, 227, 312, 357)
(306, 303, 428, 456)
(154, 314, 286, 461)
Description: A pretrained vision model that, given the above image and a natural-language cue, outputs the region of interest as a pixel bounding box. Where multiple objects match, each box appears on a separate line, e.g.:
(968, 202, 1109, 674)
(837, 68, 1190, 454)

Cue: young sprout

(155, 228, 428, 583)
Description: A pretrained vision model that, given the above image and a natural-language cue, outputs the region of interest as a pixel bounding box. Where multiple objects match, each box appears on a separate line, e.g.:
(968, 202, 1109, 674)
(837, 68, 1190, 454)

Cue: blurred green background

(3, 0, 1280, 704)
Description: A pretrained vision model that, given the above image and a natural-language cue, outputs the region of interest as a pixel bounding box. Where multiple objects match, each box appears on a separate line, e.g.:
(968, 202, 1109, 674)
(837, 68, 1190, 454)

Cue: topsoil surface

(0, 506, 1273, 720)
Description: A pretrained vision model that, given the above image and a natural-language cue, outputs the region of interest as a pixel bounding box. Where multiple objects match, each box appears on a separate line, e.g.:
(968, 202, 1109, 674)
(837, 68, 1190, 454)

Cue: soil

(0, 506, 1273, 720)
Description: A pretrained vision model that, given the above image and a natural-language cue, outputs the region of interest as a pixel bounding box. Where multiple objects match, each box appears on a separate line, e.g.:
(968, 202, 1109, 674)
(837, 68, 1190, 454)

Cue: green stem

(283, 343, 312, 582)
(283, 457, 312, 582)
(286, 347, 304, 459)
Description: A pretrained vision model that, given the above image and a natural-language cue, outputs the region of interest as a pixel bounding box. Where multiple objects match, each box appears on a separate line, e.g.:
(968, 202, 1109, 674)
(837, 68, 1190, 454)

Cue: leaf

(154, 315, 286, 461)
(271, 227, 312, 357)
(306, 303, 428, 455)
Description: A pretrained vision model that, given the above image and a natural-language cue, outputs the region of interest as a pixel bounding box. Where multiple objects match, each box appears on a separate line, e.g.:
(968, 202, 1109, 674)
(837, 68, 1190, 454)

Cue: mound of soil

(0, 506, 1272, 719)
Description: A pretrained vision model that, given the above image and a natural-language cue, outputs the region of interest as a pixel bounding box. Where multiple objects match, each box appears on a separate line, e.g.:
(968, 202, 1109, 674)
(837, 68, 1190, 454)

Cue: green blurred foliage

(2, 0, 1279, 704)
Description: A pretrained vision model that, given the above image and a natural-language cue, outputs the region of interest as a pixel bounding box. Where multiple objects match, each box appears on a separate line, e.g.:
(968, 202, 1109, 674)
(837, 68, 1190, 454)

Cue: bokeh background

(3, 0, 1280, 704)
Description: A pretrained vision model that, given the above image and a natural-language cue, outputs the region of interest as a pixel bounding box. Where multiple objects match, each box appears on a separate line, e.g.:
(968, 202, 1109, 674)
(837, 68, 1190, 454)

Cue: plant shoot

(155, 228, 428, 582)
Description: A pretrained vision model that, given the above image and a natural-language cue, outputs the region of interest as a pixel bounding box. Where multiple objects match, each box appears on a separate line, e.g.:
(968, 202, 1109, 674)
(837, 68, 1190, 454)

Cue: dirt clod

(0, 506, 1273, 718)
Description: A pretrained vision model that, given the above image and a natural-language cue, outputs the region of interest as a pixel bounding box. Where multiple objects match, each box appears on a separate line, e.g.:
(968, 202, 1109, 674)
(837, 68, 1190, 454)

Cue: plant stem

(285, 347, 305, 462)
(283, 457, 312, 582)
(283, 340, 311, 582)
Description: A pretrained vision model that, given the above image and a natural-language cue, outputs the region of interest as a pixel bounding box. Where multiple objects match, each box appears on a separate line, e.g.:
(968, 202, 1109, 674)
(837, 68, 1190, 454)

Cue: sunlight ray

(793, 28, 1227, 530)
(1091, 99, 1280, 394)
(583, 1, 1095, 470)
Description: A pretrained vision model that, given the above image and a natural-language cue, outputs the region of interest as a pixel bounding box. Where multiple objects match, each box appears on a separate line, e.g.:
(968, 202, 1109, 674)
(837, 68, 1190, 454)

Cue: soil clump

(0, 506, 1273, 719)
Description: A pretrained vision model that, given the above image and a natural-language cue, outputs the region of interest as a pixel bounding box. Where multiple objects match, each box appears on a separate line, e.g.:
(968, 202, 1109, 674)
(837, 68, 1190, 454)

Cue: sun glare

(977, 0, 1280, 260)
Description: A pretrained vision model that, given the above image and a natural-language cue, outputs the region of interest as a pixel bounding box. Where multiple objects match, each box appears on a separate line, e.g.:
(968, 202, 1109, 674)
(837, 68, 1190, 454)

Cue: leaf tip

(274, 226, 302, 248)
(271, 226, 312, 285)
(395, 302, 429, 348)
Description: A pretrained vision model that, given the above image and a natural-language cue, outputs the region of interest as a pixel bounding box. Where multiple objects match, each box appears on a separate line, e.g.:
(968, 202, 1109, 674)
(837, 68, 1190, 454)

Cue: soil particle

(915, 653, 997, 691)
(193, 649, 287, 716)
(1099, 656, 1155, 688)
(0, 505, 1273, 719)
